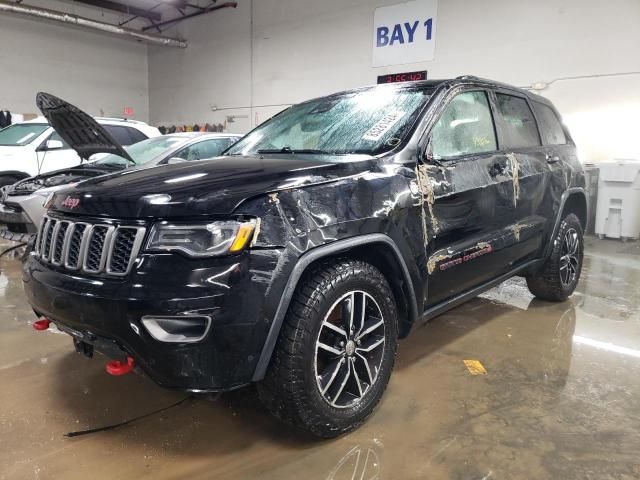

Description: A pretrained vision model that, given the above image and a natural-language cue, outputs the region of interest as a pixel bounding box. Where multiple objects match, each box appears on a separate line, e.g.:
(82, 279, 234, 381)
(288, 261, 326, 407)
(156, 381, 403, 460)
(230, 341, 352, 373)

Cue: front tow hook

(105, 356, 135, 376)
(33, 318, 52, 331)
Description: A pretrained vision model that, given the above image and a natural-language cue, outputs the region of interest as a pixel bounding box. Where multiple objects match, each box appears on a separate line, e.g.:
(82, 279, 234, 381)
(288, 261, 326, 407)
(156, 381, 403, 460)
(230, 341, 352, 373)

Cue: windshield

(94, 136, 188, 166)
(226, 85, 432, 157)
(0, 124, 49, 146)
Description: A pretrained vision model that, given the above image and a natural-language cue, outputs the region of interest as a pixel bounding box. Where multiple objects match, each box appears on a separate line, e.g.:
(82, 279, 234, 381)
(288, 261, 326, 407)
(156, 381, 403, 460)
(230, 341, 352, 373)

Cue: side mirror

(44, 139, 64, 151)
(167, 157, 187, 165)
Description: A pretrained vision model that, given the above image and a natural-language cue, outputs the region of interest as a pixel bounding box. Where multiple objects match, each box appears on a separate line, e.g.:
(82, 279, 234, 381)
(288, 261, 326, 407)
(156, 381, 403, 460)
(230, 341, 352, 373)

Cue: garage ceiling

(71, 0, 237, 33)
(0, 0, 237, 46)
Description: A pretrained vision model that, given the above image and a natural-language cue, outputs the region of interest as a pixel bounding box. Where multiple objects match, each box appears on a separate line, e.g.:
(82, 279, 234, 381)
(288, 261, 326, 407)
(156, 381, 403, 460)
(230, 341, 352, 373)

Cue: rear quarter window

(495, 93, 541, 149)
(127, 128, 148, 144)
(532, 102, 567, 145)
(103, 125, 147, 146)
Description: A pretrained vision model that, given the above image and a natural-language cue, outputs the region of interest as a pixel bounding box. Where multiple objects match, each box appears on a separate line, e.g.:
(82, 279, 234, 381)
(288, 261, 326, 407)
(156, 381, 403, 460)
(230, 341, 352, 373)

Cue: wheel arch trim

(252, 233, 418, 381)
(543, 187, 587, 259)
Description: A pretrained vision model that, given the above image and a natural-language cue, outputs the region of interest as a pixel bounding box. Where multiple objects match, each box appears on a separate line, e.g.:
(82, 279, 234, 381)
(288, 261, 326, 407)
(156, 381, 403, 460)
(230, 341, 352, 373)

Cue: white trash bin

(594, 159, 640, 241)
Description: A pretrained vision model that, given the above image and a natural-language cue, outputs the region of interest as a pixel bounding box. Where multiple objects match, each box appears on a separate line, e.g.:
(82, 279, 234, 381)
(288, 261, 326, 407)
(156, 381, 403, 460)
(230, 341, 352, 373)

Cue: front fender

(250, 233, 417, 381)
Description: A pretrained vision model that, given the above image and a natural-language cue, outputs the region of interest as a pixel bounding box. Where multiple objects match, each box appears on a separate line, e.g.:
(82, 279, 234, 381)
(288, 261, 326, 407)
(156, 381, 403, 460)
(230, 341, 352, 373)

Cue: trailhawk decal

(428, 243, 493, 274)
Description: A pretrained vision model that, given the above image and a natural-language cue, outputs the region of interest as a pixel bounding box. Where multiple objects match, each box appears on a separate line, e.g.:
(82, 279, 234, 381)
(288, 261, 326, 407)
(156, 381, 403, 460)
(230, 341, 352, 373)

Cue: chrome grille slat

(34, 217, 46, 255)
(42, 218, 57, 261)
(65, 223, 90, 270)
(106, 227, 146, 276)
(36, 215, 145, 276)
(83, 225, 114, 273)
(39, 218, 48, 257)
(51, 221, 70, 265)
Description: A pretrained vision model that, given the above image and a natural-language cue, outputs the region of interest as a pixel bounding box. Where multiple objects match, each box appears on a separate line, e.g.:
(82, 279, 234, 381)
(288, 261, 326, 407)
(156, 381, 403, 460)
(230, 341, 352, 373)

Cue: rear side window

(127, 128, 148, 144)
(495, 94, 540, 149)
(103, 125, 147, 146)
(430, 91, 497, 159)
(532, 102, 566, 145)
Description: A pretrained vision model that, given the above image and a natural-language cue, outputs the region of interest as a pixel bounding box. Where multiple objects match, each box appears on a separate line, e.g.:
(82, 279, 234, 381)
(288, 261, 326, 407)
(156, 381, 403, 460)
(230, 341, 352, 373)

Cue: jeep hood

(36, 92, 133, 162)
(49, 154, 376, 218)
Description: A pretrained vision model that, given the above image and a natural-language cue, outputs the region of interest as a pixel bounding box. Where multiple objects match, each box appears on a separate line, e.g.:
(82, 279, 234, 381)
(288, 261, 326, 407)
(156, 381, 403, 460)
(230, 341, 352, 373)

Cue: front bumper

(0, 193, 44, 233)
(23, 248, 283, 391)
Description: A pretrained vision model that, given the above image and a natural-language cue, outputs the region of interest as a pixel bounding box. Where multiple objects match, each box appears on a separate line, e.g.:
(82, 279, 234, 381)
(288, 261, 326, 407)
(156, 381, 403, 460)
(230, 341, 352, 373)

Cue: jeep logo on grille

(61, 196, 80, 209)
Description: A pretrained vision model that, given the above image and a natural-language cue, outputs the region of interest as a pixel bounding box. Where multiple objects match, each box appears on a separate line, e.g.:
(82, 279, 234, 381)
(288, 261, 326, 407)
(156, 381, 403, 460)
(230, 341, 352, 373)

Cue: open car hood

(8, 162, 124, 197)
(35, 92, 133, 163)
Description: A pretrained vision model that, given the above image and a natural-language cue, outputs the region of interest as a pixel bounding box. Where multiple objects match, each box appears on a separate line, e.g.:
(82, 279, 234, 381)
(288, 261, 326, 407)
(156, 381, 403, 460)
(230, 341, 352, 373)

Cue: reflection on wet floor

(1, 237, 640, 479)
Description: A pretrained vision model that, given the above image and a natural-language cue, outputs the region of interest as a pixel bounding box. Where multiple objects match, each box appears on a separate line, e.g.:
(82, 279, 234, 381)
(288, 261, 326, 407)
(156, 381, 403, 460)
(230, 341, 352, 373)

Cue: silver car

(0, 132, 241, 240)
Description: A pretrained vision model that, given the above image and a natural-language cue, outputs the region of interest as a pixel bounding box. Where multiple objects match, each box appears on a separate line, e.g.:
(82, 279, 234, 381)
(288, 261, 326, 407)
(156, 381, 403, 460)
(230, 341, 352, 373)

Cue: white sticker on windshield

(17, 132, 37, 144)
(362, 111, 406, 141)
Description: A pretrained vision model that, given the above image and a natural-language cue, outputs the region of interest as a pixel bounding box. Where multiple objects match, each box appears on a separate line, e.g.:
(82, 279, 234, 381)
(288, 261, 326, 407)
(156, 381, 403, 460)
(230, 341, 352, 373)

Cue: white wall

(148, 0, 640, 163)
(0, 0, 149, 121)
(148, 1, 252, 132)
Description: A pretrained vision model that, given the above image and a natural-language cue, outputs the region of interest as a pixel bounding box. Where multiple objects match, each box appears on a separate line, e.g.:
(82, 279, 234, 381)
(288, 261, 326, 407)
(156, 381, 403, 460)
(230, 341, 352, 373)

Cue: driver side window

(430, 91, 497, 160)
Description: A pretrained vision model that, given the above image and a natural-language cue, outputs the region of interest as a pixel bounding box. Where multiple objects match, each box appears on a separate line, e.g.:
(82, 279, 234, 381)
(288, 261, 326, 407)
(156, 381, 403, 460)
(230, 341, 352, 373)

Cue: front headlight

(146, 219, 257, 257)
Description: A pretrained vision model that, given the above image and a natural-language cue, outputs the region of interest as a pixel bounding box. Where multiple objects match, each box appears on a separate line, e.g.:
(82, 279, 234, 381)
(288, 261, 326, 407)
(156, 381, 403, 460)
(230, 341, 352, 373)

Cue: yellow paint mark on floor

(463, 359, 487, 375)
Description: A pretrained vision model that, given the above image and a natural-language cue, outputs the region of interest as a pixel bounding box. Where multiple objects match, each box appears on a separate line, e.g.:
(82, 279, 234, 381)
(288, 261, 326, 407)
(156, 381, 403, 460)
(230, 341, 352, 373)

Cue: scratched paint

(416, 164, 439, 233)
(427, 252, 453, 275)
(506, 152, 520, 206)
(268, 192, 280, 204)
(511, 224, 523, 242)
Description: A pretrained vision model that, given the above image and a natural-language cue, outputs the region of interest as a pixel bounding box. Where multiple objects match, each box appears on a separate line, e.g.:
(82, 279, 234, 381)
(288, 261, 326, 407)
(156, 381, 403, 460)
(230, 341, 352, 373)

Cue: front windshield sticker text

(362, 111, 406, 142)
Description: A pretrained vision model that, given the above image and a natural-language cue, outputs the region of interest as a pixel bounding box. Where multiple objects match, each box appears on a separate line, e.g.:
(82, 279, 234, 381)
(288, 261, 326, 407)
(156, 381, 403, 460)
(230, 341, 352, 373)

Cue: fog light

(141, 315, 212, 343)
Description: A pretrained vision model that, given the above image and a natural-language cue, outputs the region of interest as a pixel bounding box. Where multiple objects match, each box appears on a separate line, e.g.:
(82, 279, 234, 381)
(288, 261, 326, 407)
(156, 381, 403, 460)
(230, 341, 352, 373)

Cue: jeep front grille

(35, 216, 146, 276)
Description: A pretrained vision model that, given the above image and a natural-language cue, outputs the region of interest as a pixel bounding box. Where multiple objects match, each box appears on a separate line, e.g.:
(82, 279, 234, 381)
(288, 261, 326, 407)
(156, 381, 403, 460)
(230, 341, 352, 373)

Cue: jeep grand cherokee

(23, 76, 586, 437)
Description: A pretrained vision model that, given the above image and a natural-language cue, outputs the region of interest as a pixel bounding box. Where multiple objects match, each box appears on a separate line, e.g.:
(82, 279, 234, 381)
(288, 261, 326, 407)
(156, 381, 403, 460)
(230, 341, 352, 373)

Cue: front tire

(526, 213, 584, 301)
(258, 259, 398, 438)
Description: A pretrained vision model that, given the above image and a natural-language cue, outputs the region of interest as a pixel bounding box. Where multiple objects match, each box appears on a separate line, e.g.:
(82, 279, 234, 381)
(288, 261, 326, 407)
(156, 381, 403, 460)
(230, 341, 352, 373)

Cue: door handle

(546, 154, 560, 164)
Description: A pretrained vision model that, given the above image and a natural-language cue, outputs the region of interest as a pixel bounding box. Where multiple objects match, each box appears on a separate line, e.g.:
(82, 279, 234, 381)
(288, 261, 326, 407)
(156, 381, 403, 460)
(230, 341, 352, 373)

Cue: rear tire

(526, 213, 583, 301)
(258, 259, 398, 438)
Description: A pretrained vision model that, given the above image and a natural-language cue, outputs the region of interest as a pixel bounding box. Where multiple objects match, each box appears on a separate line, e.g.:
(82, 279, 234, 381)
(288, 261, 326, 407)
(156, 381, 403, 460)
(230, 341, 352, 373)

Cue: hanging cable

(64, 395, 193, 438)
(0, 242, 26, 258)
(521, 71, 640, 90)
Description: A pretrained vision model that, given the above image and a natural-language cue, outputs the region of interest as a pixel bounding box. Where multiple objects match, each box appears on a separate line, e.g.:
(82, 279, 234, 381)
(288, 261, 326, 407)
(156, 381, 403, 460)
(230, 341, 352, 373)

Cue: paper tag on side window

(362, 111, 406, 141)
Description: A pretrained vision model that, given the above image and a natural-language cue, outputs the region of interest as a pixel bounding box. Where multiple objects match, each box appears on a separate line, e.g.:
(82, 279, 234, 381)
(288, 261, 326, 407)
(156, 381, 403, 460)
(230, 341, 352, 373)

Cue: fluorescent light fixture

(573, 335, 640, 359)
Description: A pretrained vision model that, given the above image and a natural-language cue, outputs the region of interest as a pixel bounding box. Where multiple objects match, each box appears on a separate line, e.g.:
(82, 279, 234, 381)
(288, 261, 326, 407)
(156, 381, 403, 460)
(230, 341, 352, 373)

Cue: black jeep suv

(23, 76, 586, 437)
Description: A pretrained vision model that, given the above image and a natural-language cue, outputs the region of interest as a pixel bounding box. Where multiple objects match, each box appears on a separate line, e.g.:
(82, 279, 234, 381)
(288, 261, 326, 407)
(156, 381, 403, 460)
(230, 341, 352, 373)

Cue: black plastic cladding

(23, 78, 586, 391)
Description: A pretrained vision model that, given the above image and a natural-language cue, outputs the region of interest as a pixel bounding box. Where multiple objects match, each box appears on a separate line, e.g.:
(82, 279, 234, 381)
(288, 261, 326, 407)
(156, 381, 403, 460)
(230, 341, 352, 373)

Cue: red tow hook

(33, 318, 52, 331)
(105, 356, 135, 376)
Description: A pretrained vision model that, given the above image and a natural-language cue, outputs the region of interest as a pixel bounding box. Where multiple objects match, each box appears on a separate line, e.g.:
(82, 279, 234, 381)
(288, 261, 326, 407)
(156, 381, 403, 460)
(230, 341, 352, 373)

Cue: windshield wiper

(257, 147, 332, 155)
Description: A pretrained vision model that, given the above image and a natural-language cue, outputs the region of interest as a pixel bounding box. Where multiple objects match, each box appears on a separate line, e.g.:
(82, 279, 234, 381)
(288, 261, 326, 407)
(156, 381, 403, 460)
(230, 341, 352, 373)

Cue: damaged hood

(8, 162, 124, 197)
(36, 92, 133, 162)
(49, 154, 376, 218)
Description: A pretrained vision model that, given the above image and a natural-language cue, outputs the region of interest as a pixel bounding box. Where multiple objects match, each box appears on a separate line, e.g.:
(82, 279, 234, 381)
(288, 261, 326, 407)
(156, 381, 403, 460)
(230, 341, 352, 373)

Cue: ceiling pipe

(0, 0, 188, 48)
(142, 1, 237, 31)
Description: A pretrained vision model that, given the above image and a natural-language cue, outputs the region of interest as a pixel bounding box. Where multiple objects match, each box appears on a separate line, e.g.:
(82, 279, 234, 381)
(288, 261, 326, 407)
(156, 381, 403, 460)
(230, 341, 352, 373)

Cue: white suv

(0, 117, 160, 187)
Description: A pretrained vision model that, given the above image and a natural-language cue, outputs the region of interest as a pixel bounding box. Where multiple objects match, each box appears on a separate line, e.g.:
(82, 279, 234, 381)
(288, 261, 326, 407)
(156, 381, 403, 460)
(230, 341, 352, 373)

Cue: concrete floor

(1, 237, 640, 480)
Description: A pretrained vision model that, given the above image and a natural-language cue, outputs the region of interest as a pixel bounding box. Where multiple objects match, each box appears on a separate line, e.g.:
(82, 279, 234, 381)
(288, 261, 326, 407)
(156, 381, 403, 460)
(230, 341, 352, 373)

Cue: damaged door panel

(420, 89, 520, 305)
(490, 90, 551, 266)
